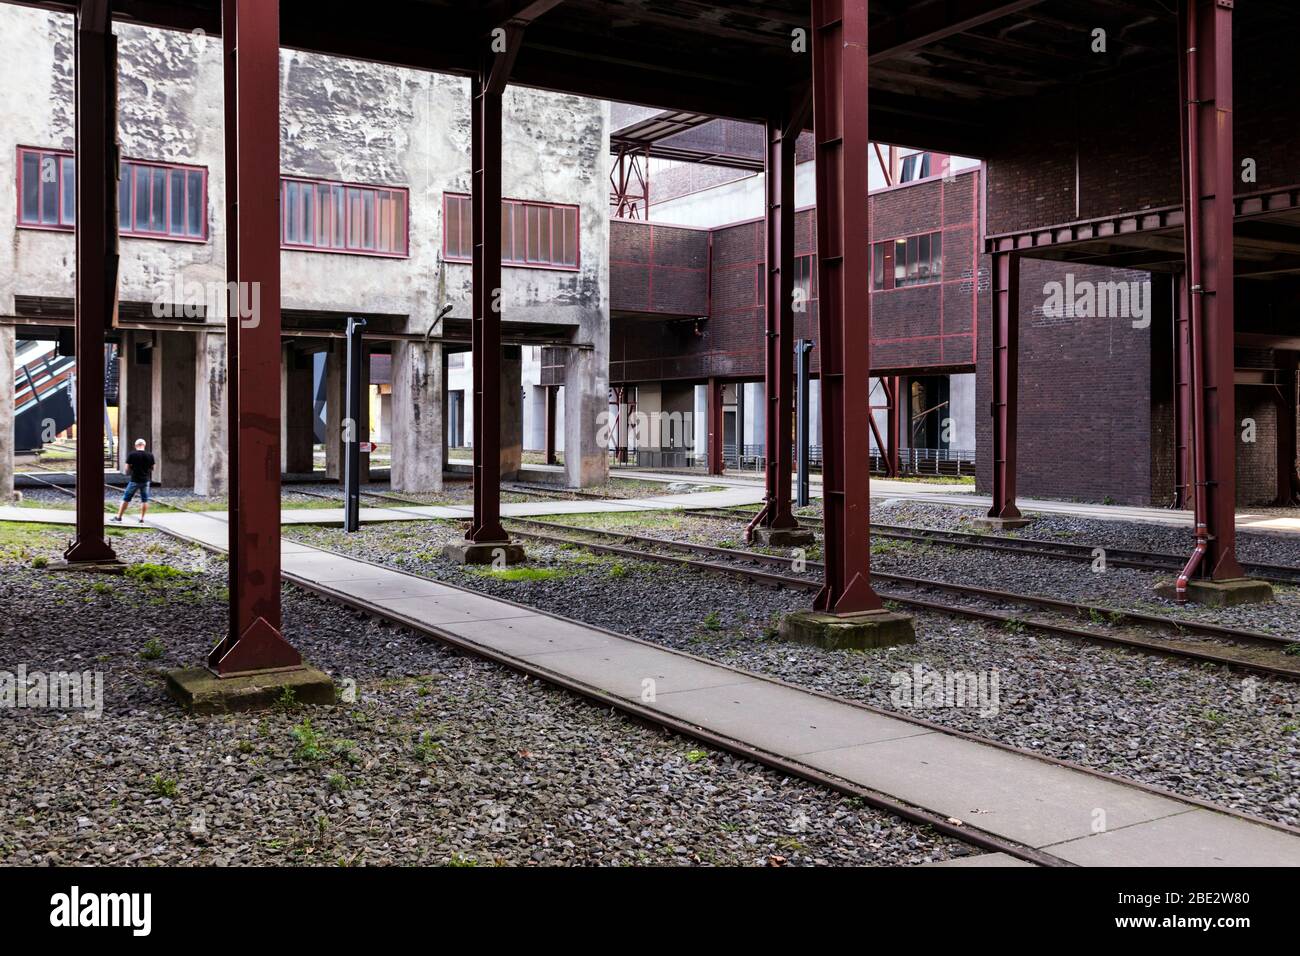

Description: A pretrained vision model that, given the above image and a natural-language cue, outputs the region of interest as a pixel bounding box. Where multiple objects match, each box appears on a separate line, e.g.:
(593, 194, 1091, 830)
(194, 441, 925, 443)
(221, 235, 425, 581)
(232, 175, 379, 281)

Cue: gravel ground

(0, 522, 965, 867)
(872, 499, 1300, 569)
(286, 517, 1300, 826)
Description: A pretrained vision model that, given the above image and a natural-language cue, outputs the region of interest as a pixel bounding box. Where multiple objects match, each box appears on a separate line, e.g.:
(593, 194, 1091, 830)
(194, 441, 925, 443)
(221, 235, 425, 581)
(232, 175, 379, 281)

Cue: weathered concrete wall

(390, 340, 444, 493)
(193, 330, 227, 496)
(1, 5, 609, 489)
(151, 331, 196, 487)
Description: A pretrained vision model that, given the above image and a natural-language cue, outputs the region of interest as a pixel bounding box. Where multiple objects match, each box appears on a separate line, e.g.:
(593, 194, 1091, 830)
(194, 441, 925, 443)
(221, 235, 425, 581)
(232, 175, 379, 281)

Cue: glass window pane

(446, 195, 461, 257)
(392, 192, 406, 254)
(150, 168, 166, 231)
(347, 188, 362, 247)
(20, 152, 39, 223)
(563, 207, 577, 265)
(362, 190, 375, 249)
(872, 242, 884, 290)
(893, 239, 906, 285)
(118, 167, 130, 230)
(285, 182, 298, 242)
(170, 169, 186, 235)
(134, 167, 149, 229)
(62, 156, 76, 225)
(40, 153, 59, 224)
(501, 202, 512, 259)
(917, 234, 930, 279)
(906, 236, 919, 282)
(931, 232, 942, 279)
(333, 187, 345, 248)
(188, 170, 204, 236)
(303, 184, 315, 245)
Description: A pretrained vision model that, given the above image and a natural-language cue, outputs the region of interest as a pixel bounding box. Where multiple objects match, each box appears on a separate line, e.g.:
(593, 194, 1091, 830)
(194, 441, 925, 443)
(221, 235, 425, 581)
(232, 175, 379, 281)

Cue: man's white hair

(134, 438, 147, 448)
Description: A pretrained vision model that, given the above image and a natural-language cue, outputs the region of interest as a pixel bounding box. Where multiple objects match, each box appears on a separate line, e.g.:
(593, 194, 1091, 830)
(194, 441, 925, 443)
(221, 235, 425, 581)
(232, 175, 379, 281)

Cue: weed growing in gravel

(30, 556, 48, 569)
(471, 566, 565, 582)
(702, 611, 722, 631)
(91, 581, 114, 596)
(1201, 709, 1227, 727)
(151, 774, 179, 798)
(125, 562, 189, 585)
(684, 749, 708, 764)
(276, 687, 299, 711)
(412, 731, 441, 764)
(608, 562, 629, 578)
(139, 637, 164, 661)
(1283, 644, 1300, 657)
(446, 852, 478, 867)
(327, 773, 349, 793)
(1003, 618, 1027, 634)
(292, 719, 327, 760)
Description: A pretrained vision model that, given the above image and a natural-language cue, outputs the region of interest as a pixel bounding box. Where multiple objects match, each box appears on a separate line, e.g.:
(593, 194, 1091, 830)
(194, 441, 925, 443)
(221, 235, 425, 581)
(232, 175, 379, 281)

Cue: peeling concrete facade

(0, 6, 609, 490)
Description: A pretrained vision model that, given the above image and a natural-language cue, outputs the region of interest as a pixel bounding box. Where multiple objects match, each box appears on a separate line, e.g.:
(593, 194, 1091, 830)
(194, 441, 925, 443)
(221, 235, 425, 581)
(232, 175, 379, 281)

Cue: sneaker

(138, 517, 146, 524)
(110, 515, 122, 523)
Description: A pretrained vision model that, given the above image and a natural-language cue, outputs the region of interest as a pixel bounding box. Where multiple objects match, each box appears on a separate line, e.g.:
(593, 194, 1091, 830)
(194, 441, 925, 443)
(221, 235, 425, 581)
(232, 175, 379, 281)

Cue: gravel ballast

(285, 516, 1300, 827)
(0, 523, 965, 867)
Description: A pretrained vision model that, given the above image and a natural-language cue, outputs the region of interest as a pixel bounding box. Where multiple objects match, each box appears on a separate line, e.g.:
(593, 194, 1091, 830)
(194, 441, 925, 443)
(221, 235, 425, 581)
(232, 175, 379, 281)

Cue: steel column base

(780, 609, 916, 651)
(167, 664, 335, 714)
(208, 616, 302, 676)
(442, 541, 527, 565)
(60, 542, 121, 565)
(970, 516, 1032, 531)
(752, 526, 816, 548)
(1153, 578, 1274, 607)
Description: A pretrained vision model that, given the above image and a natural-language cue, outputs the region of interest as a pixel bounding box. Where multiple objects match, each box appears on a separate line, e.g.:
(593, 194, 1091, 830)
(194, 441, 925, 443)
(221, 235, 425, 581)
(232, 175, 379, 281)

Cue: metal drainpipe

(1176, 9, 1208, 602)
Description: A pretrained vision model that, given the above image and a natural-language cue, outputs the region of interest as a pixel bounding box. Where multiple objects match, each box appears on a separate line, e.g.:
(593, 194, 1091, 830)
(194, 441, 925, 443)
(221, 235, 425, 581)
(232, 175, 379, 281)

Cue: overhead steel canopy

(10, 0, 1290, 154)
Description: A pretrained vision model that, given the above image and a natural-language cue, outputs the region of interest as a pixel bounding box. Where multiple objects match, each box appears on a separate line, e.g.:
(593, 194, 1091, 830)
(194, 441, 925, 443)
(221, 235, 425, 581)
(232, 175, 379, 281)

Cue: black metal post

(796, 338, 813, 507)
(344, 316, 366, 532)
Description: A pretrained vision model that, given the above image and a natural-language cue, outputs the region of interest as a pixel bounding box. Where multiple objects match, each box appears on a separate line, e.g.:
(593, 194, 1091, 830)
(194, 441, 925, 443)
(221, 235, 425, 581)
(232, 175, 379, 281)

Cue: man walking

(112, 438, 155, 524)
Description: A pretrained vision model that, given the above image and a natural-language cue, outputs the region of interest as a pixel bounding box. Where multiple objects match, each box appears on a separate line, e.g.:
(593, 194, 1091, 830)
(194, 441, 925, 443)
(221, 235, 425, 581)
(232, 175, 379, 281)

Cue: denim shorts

(122, 480, 151, 503)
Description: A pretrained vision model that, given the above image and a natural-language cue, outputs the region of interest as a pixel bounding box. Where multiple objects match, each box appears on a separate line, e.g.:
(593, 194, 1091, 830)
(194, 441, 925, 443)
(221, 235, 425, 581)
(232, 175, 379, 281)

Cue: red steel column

(1275, 361, 1298, 506)
(988, 251, 1022, 520)
(1179, 0, 1243, 581)
(64, 0, 117, 564)
(1173, 272, 1194, 509)
(467, 68, 508, 543)
(811, 0, 881, 614)
(761, 101, 803, 530)
(208, 0, 300, 674)
(707, 378, 724, 475)
(887, 375, 902, 477)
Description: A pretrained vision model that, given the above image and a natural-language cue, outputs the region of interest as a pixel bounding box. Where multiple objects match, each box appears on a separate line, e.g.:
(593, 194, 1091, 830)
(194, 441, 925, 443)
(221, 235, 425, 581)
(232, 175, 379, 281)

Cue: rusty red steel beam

(811, 0, 882, 614)
(64, 0, 118, 565)
(208, 0, 302, 675)
(707, 377, 724, 475)
(1177, 0, 1243, 583)
(760, 93, 808, 532)
(987, 250, 1022, 520)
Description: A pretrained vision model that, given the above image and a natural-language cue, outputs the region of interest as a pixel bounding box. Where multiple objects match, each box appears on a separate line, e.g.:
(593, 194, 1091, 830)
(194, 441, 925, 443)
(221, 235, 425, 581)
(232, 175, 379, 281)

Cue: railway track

(499, 515, 1300, 682)
(683, 506, 1300, 588)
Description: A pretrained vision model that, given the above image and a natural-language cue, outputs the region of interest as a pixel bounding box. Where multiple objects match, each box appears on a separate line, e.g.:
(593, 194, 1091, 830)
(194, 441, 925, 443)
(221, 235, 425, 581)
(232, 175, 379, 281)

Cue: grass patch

(469, 566, 566, 582)
(124, 562, 190, 585)
(139, 637, 165, 661)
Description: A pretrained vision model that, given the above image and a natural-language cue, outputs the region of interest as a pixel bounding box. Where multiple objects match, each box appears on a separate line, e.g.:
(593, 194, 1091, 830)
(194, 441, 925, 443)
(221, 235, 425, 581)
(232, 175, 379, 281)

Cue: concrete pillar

(325, 340, 343, 480)
(0, 325, 13, 501)
(560, 347, 608, 487)
(500, 345, 523, 481)
(151, 331, 196, 488)
(281, 343, 314, 475)
(390, 339, 444, 493)
(118, 331, 153, 472)
(194, 330, 228, 496)
(748, 382, 766, 454)
(694, 383, 707, 464)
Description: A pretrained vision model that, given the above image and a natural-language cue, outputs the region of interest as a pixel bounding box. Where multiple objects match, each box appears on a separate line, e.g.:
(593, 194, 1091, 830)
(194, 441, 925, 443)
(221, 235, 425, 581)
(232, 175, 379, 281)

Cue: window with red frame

(118, 160, 207, 239)
(443, 193, 579, 269)
(18, 148, 77, 228)
(282, 178, 408, 257)
(19, 149, 208, 239)
(793, 254, 818, 306)
(871, 231, 942, 291)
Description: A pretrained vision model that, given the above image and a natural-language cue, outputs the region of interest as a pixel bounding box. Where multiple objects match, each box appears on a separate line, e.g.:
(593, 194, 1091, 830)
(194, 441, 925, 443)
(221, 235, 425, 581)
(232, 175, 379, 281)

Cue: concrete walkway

(119, 509, 1300, 866)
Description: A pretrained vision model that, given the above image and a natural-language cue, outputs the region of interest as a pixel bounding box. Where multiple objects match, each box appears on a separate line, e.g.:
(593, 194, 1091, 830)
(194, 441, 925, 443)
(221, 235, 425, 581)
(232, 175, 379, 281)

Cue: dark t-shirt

(126, 450, 155, 483)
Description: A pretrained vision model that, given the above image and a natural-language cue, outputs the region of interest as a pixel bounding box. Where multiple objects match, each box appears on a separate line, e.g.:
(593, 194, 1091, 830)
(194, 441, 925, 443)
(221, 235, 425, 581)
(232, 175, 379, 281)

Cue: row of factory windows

(15, 147, 580, 269)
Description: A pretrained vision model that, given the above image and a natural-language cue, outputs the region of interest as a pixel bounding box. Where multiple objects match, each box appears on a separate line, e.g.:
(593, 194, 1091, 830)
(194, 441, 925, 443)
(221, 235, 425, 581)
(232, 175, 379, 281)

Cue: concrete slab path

(127, 508, 1300, 867)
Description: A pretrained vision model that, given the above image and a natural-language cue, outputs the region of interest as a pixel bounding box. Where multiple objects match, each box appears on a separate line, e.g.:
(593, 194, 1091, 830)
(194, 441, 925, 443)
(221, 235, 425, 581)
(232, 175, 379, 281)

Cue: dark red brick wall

(611, 168, 982, 384)
(610, 221, 709, 317)
(976, 260, 1155, 505)
(985, 31, 1300, 237)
